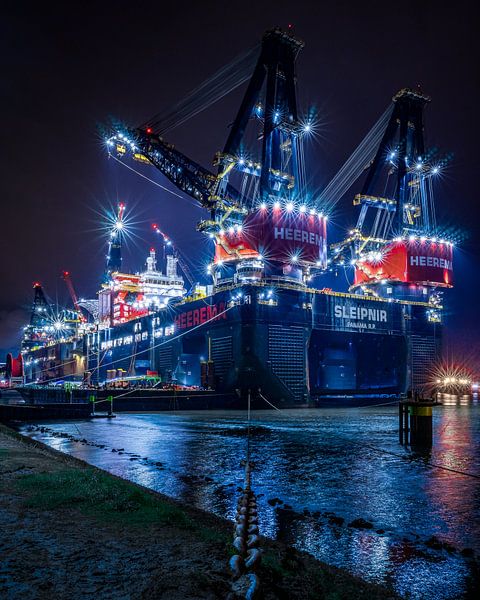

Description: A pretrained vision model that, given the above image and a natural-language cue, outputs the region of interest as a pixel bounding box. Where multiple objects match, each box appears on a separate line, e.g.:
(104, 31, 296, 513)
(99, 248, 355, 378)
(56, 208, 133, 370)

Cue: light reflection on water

(22, 402, 480, 599)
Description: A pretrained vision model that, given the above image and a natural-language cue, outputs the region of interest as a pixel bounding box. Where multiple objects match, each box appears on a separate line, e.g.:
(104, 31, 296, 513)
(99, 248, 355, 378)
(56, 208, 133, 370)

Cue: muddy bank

(0, 424, 399, 599)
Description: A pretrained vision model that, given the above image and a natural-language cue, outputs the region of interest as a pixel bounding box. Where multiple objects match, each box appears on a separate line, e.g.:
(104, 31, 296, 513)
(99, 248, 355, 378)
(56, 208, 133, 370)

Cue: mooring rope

(257, 391, 480, 480)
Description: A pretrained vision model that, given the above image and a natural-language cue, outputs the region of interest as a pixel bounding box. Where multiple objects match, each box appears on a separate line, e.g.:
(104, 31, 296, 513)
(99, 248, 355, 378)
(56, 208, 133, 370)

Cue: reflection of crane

(152, 223, 197, 292)
(62, 271, 87, 322)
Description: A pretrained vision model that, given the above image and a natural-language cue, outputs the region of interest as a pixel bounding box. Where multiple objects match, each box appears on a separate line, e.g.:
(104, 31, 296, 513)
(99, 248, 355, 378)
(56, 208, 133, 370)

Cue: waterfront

(21, 397, 480, 599)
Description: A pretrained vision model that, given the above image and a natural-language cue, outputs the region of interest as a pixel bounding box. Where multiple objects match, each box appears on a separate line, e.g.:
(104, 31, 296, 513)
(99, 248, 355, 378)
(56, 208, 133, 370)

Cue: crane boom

(62, 271, 87, 322)
(152, 224, 197, 289)
(108, 128, 243, 212)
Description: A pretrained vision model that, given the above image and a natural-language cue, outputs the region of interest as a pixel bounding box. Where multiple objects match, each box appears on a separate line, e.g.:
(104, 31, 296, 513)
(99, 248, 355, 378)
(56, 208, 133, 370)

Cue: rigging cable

(142, 45, 260, 134)
(109, 153, 202, 207)
(316, 104, 394, 213)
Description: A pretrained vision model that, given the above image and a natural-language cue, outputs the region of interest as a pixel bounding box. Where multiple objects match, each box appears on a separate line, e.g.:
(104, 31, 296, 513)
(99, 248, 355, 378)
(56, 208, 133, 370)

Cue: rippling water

(21, 394, 480, 599)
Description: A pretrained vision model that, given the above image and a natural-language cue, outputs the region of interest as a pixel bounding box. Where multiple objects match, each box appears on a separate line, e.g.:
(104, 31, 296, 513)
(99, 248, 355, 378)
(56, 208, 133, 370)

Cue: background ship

(11, 28, 454, 408)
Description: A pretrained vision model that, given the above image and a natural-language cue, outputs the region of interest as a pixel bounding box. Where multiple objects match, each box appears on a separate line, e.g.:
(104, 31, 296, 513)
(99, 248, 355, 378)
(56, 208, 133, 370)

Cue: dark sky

(1, 0, 478, 362)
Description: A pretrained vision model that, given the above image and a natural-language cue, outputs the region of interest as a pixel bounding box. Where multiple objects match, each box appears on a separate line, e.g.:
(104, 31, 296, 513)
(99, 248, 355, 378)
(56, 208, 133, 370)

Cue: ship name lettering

(274, 227, 321, 246)
(334, 305, 387, 322)
(409, 255, 452, 270)
(174, 302, 227, 331)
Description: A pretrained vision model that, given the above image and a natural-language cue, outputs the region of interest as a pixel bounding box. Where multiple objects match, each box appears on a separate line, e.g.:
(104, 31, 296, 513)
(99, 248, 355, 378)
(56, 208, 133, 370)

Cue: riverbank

(0, 423, 397, 599)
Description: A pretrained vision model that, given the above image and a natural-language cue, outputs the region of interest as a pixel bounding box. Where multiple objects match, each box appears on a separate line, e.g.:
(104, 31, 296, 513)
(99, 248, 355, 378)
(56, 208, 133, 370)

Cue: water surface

(21, 395, 480, 599)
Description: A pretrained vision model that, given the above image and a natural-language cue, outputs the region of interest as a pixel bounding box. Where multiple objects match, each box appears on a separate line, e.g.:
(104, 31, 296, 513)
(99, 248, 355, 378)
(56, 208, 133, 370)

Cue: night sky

(1, 1, 478, 365)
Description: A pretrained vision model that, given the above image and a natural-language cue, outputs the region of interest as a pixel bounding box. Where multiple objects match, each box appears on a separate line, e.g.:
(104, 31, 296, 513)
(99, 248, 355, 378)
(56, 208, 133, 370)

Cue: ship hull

(76, 284, 440, 408)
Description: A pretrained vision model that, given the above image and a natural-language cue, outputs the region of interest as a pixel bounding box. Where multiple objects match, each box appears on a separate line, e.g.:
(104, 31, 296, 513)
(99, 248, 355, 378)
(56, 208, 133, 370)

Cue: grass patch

(196, 525, 230, 545)
(16, 468, 195, 528)
(262, 549, 293, 578)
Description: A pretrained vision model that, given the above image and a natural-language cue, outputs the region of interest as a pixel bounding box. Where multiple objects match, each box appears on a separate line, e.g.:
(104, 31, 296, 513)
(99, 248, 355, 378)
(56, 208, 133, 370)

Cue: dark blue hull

(80, 284, 440, 408)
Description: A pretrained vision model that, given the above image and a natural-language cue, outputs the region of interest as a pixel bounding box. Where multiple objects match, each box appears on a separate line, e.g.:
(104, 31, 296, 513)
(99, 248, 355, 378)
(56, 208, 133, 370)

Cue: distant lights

(286, 202, 294, 212)
(309, 208, 316, 215)
(260, 202, 267, 210)
(273, 201, 281, 209)
(409, 234, 415, 242)
(115, 221, 124, 230)
(303, 123, 311, 133)
(228, 226, 234, 235)
(432, 166, 440, 174)
(299, 205, 306, 213)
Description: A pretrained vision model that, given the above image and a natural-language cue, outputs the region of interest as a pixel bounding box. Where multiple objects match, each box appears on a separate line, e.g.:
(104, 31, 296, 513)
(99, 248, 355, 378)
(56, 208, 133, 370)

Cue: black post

(404, 402, 409, 444)
(399, 403, 404, 444)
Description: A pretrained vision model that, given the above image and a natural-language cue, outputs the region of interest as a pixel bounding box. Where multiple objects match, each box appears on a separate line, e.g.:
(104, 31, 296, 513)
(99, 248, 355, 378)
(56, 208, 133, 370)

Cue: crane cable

(316, 104, 394, 213)
(143, 45, 260, 134)
(109, 153, 201, 204)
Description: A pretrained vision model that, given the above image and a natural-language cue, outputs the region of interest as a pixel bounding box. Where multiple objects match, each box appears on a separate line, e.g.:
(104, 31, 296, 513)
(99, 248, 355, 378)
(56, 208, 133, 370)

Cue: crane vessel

(17, 28, 453, 408)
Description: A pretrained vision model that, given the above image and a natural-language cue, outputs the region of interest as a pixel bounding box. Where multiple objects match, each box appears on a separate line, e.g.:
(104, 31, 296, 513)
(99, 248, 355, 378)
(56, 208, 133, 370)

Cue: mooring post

(399, 398, 439, 447)
(90, 394, 95, 416)
(399, 403, 404, 444)
(404, 400, 409, 444)
(409, 403, 434, 447)
(107, 395, 113, 416)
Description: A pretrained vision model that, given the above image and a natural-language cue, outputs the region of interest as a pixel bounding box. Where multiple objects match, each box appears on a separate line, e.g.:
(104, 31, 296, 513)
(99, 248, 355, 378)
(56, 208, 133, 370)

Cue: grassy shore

(0, 423, 398, 599)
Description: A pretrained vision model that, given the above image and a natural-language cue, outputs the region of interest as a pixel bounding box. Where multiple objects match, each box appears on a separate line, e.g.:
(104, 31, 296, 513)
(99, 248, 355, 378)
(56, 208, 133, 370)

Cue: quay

(0, 423, 397, 599)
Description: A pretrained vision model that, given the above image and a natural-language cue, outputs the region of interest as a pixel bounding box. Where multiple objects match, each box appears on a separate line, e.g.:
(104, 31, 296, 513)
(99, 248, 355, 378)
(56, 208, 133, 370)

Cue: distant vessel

(14, 28, 453, 408)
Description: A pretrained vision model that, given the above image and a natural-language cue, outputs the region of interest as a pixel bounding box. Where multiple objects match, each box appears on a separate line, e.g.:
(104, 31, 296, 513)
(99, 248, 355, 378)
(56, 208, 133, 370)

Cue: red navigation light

(63, 271, 69, 277)
(150, 247, 155, 253)
(146, 127, 152, 134)
(33, 281, 41, 287)
(152, 223, 158, 230)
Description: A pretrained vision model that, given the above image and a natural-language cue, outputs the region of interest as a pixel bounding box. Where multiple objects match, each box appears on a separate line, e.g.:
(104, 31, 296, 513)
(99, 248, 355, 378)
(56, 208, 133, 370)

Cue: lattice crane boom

(62, 271, 87, 323)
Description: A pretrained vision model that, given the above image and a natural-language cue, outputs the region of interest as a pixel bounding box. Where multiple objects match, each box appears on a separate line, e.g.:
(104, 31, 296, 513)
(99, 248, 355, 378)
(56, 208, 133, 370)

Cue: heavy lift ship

(19, 28, 454, 408)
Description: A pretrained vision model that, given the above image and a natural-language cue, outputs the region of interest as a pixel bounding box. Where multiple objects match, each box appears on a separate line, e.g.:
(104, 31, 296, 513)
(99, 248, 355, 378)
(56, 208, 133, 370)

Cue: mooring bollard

(399, 397, 440, 447)
(89, 394, 96, 416)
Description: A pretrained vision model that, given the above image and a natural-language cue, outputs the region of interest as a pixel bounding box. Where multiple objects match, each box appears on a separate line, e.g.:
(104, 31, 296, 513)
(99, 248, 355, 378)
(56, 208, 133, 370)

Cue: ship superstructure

(16, 28, 455, 405)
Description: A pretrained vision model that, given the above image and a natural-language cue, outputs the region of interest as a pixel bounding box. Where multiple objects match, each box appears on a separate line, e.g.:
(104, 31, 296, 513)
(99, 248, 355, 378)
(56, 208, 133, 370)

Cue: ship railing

(171, 279, 439, 310)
